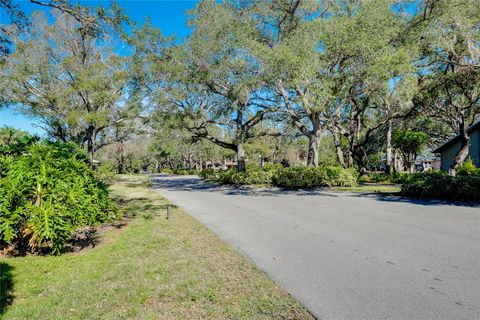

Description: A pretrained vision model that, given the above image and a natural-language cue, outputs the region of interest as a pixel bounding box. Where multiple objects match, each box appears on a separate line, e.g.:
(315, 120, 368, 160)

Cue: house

(414, 155, 441, 172)
(433, 121, 480, 171)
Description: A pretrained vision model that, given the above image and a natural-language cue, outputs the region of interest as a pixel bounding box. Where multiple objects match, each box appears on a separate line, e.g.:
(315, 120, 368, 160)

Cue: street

(153, 175, 480, 320)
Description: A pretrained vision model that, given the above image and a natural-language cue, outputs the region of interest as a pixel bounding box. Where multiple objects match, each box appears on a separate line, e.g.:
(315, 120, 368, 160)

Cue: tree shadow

(151, 175, 339, 198)
(64, 228, 101, 253)
(0, 262, 14, 316)
(351, 192, 480, 208)
(152, 175, 480, 207)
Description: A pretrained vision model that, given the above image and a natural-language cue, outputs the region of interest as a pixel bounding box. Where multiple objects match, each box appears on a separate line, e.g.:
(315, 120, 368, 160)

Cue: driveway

(153, 175, 480, 320)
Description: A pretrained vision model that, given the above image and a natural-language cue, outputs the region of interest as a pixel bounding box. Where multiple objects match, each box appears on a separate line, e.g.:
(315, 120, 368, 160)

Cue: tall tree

(0, 0, 27, 58)
(322, 0, 416, 172)
(0, 125, 27, 146)
(134, 1, 276, 172)
(251, 0, 332, 166)
(412, 0, 480, 172)
(0, 9, 132, 162)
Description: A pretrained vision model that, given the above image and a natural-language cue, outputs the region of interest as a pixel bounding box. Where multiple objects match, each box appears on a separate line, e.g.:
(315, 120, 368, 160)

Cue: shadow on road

(350, 192, 480, 208)
(151, 175, 339, 198)
(152, 174, 480, 207)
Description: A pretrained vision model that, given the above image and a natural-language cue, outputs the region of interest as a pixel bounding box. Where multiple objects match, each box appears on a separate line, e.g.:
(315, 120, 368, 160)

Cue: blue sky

(0, 0, 197, 134)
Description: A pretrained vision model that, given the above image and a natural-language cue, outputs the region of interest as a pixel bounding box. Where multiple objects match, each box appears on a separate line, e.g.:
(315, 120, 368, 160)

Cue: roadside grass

(0, 176, 314, 320)
(333, 183, 401, 193)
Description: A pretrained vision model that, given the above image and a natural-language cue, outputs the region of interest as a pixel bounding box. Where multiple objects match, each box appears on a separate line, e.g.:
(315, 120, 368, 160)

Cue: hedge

(200, 165, 358, 188)
(272, 166, 358, 189)
(401, 172, 480, 202)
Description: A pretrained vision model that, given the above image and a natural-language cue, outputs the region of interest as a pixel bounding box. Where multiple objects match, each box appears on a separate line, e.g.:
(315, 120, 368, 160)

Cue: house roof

(433, 120, 480, 154)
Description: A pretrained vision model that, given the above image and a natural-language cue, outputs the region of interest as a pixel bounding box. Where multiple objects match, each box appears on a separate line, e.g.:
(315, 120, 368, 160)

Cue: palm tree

(0, 126, 27, 146)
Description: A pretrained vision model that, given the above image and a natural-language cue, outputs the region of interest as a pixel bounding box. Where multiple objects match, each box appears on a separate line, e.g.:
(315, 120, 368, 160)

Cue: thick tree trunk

(116, 139, 125, 174)
(451, 128, 471, 174)
(87, 136, 96, 169)
(235, 108, 247, 172)
(237, 142, 246, 172)
(332, 133, 345, 167)
(385, 119, 393, 173)
(307, 133, 322, 167)
(347, 148, 355, 168)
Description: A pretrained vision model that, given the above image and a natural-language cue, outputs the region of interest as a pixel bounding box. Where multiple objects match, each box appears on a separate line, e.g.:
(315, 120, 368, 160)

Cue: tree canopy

(1, 0, 479, 174)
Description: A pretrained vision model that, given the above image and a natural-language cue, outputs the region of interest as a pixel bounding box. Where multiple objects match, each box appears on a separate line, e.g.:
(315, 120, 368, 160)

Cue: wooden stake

(167, 206, 172, 220)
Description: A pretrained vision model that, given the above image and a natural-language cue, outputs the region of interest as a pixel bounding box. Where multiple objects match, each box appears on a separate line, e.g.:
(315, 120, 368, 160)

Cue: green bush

(368, 172, 390, 183)
(217, 167, 273, 185)
(273, 166, 358, 189)
(401, 172, 480, 202)
(457, 159, 480, 176)
(389, 172, 414, 184)
(173, 169, 197, 175)
(97, 162, 117, 183)
(0, 141, 116, 254)
(199, 163, 284, 185)
(199, 168, 217, 180)
(162, 168, 197, 175)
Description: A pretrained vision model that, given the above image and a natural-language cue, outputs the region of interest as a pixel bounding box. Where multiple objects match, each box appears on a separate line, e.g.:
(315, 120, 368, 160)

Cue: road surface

(153, 175, 480, 320)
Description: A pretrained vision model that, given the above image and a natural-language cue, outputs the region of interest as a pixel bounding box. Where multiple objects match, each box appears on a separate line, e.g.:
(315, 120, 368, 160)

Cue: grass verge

(333, 183, 401, 193)
(0, 176, 314, 320)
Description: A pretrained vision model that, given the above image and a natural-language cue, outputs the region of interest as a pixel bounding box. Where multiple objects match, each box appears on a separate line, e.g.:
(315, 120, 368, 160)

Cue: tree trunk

(116, 139, 125, 174)
(451, 128, 471, 175)
(332, 132, 345, 167)
(356, 146, 368, 176)
(87, 132, 96, 169)
(237, 142, 246, 172)
(307, 133, 322, 167)
(235, 108, 247, 172)
(347, 148, 355, 168)
(385, 118, 393, 173)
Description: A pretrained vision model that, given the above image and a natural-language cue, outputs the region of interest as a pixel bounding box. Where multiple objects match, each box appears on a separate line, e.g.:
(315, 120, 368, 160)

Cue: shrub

(199, 163, 284, 185)
(97, 162, 117, 183)
(199, 168, 217, 180)
(401, 172, 480, 202)
(162, 168, 197, 175)
(457, 159, 479, 176)
(217, 167, 273, 185)
(389, 172, 414, 184)
(368, 172, 390, 183)
(273, 166, 358, 189)
(0, 141, 116, 254)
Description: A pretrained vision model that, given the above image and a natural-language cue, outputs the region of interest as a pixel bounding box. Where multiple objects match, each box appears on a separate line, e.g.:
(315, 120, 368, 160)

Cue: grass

(333, 183, 401, 193)
(0, 176, 314, 320)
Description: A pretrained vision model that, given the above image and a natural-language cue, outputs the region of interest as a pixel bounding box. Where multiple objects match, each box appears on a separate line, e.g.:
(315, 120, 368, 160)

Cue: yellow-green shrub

(0, 141, 116, 254)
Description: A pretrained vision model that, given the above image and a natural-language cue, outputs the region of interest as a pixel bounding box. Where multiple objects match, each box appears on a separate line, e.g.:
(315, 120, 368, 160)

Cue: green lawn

(0, 177, 313, 320)
(333, 183, 401, 193)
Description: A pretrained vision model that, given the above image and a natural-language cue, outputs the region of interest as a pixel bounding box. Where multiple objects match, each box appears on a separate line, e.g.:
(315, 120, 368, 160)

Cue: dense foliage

(456, 159, 480, 176)
(0, 141, 115, 254)
(201, 165, 358, 189)
(200, 164, 282, 186)
(392, 130, 429, 172)
(273, 166, 358, 189)
(401, 172, 480, 202)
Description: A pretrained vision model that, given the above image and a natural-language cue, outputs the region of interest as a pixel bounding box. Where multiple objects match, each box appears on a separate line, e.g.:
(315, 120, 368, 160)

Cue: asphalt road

(153, 175, 480, 320)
